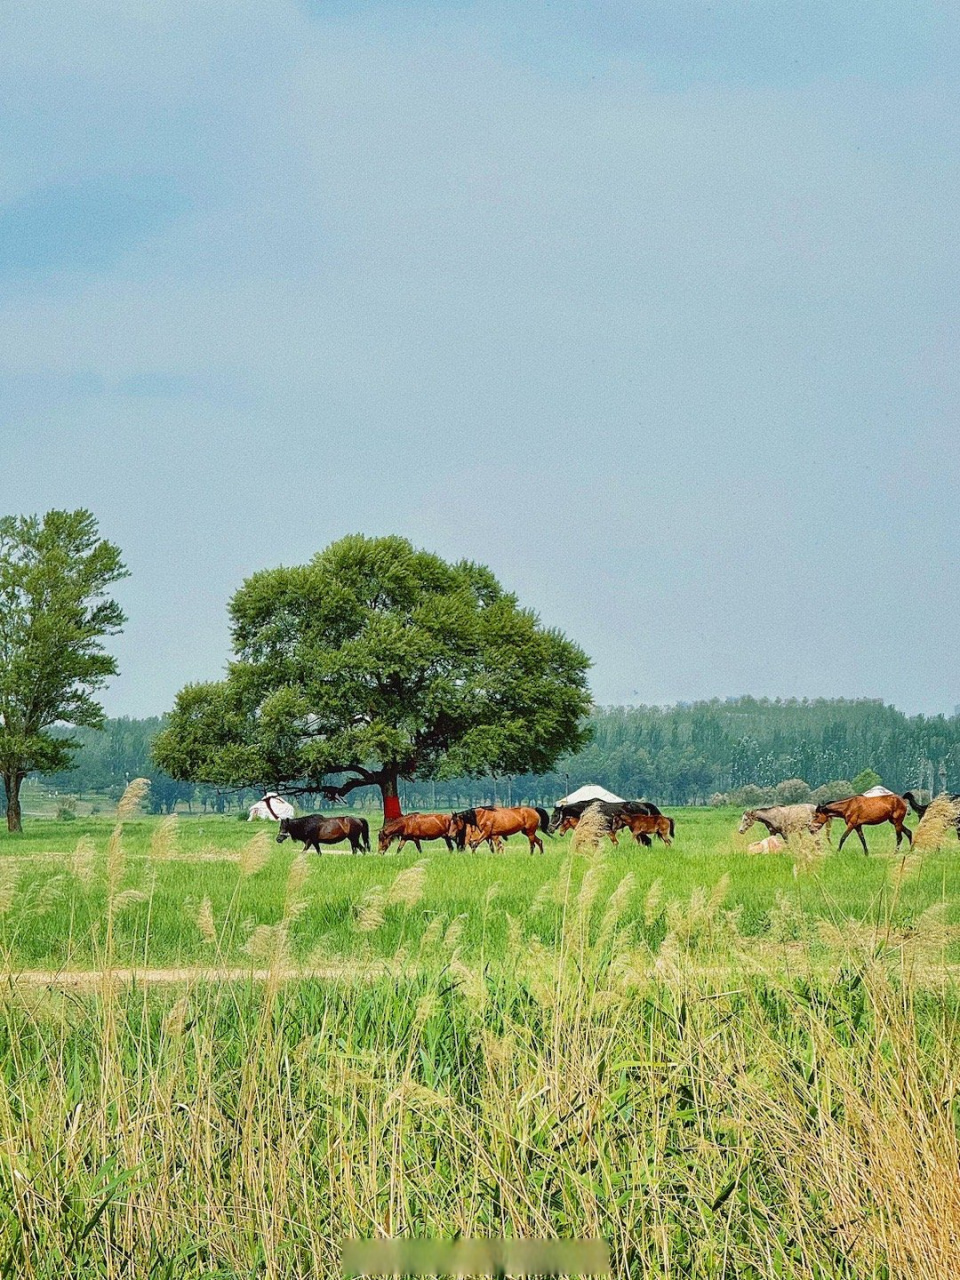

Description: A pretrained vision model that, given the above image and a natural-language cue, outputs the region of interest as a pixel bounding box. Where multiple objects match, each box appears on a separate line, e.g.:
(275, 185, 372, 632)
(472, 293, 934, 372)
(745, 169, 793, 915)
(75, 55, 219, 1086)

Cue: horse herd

(272, 788, 960, 857)
(274, 798, 674, 856)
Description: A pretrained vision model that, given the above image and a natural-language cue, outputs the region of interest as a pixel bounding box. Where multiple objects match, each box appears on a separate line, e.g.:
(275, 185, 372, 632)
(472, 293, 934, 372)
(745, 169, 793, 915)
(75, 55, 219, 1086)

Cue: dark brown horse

(378, 812, 455, 854)
(812, 794, 911, 854)
(277, 814, 370, 855)
(610, 810, 675, 845)
(450, 806, 552, 854)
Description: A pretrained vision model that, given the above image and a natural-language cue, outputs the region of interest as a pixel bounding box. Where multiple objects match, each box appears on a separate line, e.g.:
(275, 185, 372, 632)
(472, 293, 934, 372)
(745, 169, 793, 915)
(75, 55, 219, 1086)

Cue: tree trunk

(4, 772, 24, 833)
(381, 769, 402, 821)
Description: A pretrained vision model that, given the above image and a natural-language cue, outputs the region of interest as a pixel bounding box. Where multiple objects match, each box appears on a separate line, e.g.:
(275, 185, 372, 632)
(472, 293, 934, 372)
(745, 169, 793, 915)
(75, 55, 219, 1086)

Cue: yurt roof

(556, 784, 625, 806)
(861, 785, 895, 797)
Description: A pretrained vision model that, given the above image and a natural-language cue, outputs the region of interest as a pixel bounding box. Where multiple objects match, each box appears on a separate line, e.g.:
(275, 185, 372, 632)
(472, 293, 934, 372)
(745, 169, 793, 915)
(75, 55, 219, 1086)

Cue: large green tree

(0, 510, 127, 831)
(153, 535, 593, 815)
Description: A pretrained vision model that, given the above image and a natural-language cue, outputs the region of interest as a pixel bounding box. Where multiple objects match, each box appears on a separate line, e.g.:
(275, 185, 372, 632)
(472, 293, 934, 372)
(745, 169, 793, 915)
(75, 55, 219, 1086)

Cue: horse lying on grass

(277, 814, 370, 855)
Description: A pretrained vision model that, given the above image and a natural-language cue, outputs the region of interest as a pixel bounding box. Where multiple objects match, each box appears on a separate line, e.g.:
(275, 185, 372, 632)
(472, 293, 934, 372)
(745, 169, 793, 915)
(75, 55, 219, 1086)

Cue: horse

(449, 806, 552, 854)
(610, 810, 675, 845)
(903, 791, 960, 839)
(811, 794, 911, 854)
(548, 799, 663, 845)
(378, 812, 455, 854)
(737, 804, 826, 840)
(277, 813, 370, 855)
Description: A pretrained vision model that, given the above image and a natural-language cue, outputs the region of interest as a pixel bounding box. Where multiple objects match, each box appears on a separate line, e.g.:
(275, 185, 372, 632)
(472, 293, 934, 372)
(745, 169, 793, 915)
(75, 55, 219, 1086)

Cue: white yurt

(555, 784, 624, 807)
(248, 792, 295, 821)
(861, 785, 895, 798)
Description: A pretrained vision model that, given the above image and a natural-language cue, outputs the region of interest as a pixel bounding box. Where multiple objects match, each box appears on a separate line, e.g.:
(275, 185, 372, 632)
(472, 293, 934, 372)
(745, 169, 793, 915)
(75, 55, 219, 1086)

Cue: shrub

(709, 792, 729, 807)
(775, 778, 812, 804)
(56, 805, 77, 822)
(852, 768, 883, 793)
(812, 780, 855, 804)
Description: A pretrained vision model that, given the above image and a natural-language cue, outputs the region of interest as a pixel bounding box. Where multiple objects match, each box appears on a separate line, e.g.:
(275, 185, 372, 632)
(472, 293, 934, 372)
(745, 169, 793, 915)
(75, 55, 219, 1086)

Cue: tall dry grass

(0, 817, 958, 1276)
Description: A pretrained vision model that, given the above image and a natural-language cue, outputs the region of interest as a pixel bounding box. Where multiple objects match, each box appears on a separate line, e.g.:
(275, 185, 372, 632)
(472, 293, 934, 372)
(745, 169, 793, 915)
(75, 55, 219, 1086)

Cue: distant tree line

(38, 696, 960, 811)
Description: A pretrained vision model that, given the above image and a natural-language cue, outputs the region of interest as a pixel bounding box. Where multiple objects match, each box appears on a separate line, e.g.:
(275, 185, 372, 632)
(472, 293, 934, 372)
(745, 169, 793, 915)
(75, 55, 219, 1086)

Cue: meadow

(0, 801, 959, 1276)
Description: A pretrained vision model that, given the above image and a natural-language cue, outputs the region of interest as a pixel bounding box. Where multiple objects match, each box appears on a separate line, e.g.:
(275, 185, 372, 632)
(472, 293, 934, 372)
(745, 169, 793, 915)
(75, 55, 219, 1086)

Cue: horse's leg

(444, 837, 453, 850)
(414, 837, 423, 853)
(894, 818, 912, 847)
(856, 825, 868, 855)
(838, 824, 853, 851)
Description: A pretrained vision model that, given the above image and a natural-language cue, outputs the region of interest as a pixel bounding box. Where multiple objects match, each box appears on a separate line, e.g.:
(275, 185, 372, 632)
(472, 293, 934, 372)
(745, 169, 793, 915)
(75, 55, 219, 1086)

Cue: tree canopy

(153, 535, 593, 812)
(0, 509, 127, 830)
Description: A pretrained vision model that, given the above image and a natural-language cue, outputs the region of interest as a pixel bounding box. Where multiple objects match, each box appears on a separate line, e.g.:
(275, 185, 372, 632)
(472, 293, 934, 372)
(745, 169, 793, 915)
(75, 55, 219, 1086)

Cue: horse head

(737, 811, 757, 835)
(276, 818, 291, 844)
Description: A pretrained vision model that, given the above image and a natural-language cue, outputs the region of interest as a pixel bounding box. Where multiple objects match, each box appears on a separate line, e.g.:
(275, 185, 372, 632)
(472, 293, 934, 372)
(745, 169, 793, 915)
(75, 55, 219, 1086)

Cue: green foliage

(852, 767, 883, 793)
(0, 510, 127, 829)
(154, 535, 592, 802)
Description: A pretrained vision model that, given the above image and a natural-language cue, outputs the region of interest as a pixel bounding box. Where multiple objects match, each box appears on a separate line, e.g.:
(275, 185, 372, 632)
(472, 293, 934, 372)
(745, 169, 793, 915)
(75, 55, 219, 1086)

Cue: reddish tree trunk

(382, 770, 402, 820)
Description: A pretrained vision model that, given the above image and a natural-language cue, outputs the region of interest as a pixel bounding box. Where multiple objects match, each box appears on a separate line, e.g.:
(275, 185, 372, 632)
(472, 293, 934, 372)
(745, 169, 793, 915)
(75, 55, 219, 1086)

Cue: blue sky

(2, 1, 957, 717)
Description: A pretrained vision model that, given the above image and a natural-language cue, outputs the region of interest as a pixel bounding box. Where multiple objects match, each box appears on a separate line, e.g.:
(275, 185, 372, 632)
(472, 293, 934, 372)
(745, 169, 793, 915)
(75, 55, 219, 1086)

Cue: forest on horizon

(36, 696, 960, 812)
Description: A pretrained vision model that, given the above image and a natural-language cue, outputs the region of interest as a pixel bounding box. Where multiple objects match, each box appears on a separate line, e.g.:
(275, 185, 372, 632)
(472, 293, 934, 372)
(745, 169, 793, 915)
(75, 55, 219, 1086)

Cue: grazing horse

(903, 792, 960, 839)
(610, 810, 675, 845)
(738, 804, 826, 840)
(378, 812, 455, 854)
(812, 794, 911, 854)
(277, 814, 370, 855)
(450, 806, 552, 854)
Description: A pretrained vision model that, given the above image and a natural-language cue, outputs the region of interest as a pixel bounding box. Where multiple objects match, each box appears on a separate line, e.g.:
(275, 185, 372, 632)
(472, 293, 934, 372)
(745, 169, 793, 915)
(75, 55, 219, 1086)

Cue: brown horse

(277, 813, 370, 854)
(812, 794, 912, 854)
(610, 811, 675, 845)
(450, 806, 552, 855)
(378, 812, 455, 854)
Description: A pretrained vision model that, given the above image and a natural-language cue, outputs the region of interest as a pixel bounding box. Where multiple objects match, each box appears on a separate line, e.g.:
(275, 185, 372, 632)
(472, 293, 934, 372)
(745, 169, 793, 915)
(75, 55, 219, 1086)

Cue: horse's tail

(667, 816, 675, 839)
(359, 817, 370, 852)
(535, 807, 552, 836)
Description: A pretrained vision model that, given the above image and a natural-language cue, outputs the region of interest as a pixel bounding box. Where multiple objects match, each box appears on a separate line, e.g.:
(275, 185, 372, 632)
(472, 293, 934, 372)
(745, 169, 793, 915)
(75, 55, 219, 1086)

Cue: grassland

(0, 804, 958, 1276)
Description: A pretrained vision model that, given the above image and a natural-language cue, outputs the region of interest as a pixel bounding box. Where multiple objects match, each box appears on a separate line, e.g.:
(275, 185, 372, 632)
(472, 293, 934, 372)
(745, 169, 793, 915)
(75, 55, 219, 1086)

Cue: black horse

(548, 799, 663, 847)
(903, 791, 960, 839)
(277, 814, 370, 855)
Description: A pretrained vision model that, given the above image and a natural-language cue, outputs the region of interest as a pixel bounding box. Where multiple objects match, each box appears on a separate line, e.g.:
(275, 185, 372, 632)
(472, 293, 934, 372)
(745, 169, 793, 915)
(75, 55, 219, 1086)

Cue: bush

(709, 792, 729, 807)
(729, 784, 775, 808)
(775, 778, 812, 804)
(852, 768, 883, 793)
(812, 780, 855, 805)
(56, 805, 77, 822)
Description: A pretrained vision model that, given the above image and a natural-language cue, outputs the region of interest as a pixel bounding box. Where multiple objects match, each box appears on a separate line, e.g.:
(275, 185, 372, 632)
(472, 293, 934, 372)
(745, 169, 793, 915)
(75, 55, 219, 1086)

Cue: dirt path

(3, 961, 388, 990)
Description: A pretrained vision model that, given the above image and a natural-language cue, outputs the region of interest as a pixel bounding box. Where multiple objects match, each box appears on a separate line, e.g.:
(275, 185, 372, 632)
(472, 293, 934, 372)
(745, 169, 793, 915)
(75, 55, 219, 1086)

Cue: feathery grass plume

(443, 914, 467, 952)
(767, 889, 815, 943)
(149, 813, 179, 861)
(576, 858, 606, 921)
(352, 884, 386, 933)
(239, 830, 271, 877)
(643, 878, 663, 927)
(417, 914, 446, 956)
(163, 996, 191, 1037)
(505, 911, 522, 955)
(484, 880, 501, 908)
(243, 921, 290, 965)
(0, 862, 19, 915)
(529, 876, 560, 915)
(115, 776, 150, 821)
(70, 835, 97, 888)
(571, 803, 608, 856)
(197, 896, 216, 943)
(386, 860, 427, 909)
(789, 828, 828, 875)
(110, 888, 148, 912)
(284, 851, 311, 921)
(913, 794, 960, 853)
(598, 871, 636, 946)
(30, 874, 67, 915)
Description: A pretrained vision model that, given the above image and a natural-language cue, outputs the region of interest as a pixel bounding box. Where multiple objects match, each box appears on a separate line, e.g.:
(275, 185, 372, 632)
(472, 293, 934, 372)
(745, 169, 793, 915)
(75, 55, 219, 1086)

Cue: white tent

(248, 793, 295, 821)
(555, 784, 624, 807)
(861, 786, 895, 797)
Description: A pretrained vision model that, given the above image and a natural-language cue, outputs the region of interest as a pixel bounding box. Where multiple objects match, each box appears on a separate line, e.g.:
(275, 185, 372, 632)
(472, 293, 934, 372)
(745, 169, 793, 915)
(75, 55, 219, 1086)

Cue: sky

(1, 1, 958, 719)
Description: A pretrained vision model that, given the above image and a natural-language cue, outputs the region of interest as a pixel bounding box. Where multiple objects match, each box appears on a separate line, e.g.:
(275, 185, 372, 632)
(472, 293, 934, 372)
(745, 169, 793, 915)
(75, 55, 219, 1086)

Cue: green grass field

(0, 806, 955, 973)
(0, 804, 959, 1276)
